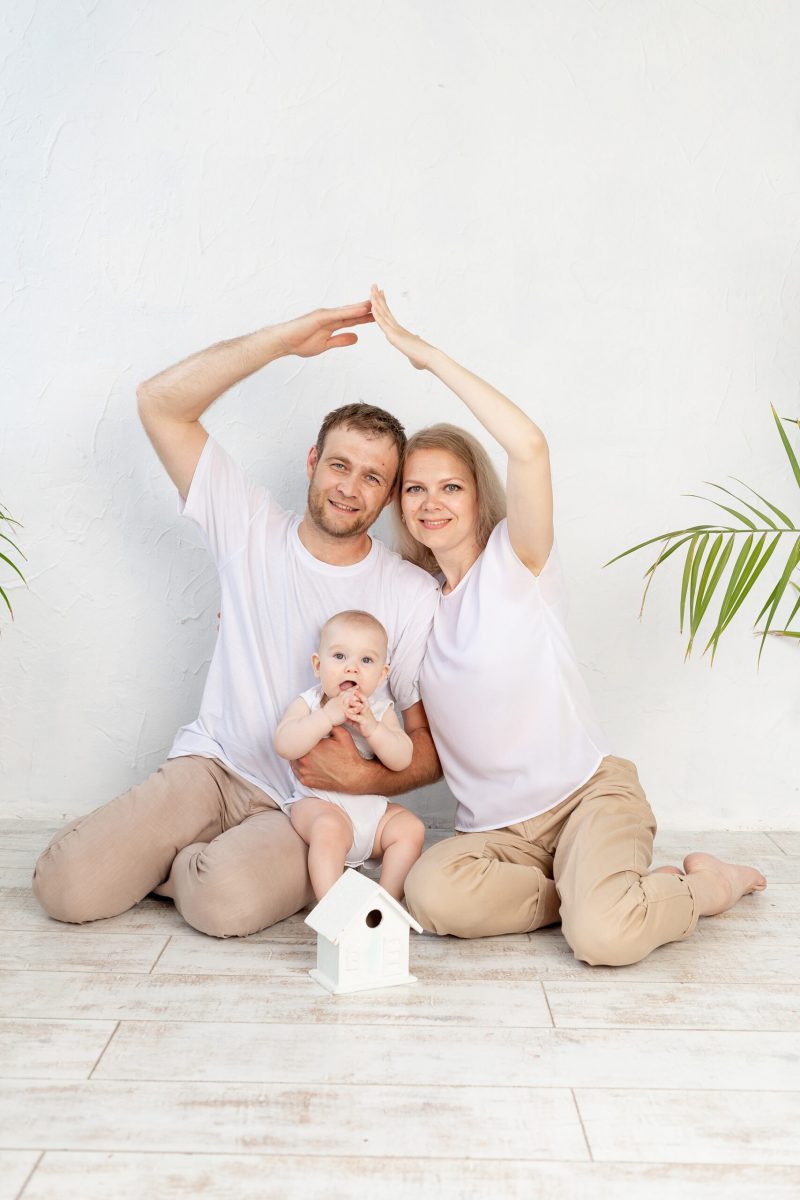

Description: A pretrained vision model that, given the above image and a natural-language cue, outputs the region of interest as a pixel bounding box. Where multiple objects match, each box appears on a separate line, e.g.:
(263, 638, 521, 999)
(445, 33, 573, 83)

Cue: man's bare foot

(682, 851, 767, 917)
(651, 865, 682, 876)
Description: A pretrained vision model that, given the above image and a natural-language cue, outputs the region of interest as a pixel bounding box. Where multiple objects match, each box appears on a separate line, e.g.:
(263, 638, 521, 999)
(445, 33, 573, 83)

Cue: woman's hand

(370, 285, 435, 370)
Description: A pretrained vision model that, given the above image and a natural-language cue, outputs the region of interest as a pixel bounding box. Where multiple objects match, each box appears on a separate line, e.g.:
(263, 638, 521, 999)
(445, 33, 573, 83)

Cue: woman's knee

(561, 902, 649, 967)
(404, 846, 475, 937)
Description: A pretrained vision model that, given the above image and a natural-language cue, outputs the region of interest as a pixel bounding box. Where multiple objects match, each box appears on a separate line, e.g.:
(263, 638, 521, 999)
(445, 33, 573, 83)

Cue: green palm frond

(605, 408, 800, 663)
(0, 502, 27, 621)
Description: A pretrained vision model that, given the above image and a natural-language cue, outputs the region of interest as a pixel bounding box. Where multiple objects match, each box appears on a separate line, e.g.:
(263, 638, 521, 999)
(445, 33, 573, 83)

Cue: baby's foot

(650, 865, 682, 876)
(682, 851, 767, 916)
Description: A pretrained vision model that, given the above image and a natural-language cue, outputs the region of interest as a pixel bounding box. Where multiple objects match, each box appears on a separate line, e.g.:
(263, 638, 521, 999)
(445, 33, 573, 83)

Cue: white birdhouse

(305, 868, 423, 995)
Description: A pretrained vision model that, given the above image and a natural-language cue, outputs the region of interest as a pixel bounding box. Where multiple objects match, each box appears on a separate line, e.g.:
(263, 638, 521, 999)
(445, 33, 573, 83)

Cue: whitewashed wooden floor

(1, 822, 799, 1199)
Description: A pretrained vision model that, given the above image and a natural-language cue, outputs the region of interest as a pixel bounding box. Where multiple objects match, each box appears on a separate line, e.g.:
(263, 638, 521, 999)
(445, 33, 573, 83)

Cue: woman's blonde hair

(393, 423, 507, 574)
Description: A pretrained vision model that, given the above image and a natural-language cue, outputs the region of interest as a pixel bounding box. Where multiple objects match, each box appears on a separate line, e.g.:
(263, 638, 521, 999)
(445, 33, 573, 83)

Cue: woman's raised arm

(369, 285, 554, 574)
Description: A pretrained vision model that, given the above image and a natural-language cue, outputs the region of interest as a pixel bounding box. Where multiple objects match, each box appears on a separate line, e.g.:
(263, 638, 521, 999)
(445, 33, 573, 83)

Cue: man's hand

(273, 301, 375, 359)
(292, 724, 369, 793)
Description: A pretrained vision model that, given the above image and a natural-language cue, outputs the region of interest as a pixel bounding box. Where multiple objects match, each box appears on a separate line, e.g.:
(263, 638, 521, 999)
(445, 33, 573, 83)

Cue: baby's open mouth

(339, 680, 357, 690)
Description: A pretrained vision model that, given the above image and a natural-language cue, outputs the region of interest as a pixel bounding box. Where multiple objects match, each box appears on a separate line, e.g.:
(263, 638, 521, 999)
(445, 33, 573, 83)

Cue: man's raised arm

(136, 301, 375, 499)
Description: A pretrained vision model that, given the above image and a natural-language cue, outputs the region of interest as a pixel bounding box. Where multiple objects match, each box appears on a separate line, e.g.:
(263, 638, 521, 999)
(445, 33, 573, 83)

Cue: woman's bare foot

(682, 851, 767, 917)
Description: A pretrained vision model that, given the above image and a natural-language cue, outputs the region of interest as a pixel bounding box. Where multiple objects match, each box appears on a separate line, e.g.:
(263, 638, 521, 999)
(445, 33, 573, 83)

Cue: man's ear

(382, 484, 397, 511)
(306, 447, 318, 480)
(311, 653, 321, 677)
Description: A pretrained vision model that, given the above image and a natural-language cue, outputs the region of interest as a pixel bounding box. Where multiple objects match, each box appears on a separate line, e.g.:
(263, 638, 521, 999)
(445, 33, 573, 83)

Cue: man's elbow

(136, 381, 158, 426)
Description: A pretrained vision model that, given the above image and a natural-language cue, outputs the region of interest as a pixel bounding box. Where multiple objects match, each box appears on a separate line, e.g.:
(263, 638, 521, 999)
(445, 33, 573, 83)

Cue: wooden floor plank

(0, 1018, 116, 1079)
(0, 1081, 588, 1161)
(414, 928, 800, 983)
(652, 832, 781, 859)
(0, 1151, 40, 1200)
(0, 933, 168, 974)
(92, 1021, 797, 1091)
(576, 1088, 800, 1164)
(152, 934, 313, 976)
(19, 1153, 800, 1200)
(0, 971, 553, 1027)
(768, 832, 800, 855)
(545, 981, 800, 1031)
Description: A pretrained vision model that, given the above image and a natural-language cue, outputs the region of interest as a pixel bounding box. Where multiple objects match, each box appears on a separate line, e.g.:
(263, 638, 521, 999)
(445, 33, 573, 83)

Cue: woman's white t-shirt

(167, 437, 439, 805)
(420, 520, 609, 832)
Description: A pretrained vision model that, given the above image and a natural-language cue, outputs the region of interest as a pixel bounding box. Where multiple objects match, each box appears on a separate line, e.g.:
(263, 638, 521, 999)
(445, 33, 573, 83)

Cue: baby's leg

(289, 798, 355, 901)
(371, 804, 426, 902)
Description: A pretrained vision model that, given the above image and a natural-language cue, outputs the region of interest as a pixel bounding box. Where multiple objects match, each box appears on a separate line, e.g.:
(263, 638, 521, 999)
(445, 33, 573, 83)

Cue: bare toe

(683, 851, 767, 916)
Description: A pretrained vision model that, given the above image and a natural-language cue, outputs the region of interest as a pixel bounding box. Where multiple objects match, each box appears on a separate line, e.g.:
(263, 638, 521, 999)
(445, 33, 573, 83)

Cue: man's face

(306, 427, 399, 539)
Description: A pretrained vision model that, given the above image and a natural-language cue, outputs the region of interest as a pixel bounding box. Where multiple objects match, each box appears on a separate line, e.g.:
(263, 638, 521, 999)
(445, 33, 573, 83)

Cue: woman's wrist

(421, 344, 448, 374)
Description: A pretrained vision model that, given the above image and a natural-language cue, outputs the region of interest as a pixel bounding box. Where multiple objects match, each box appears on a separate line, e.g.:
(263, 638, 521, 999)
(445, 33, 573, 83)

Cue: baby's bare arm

(274, 698, 333, 760)
(362, 705, 414, 772)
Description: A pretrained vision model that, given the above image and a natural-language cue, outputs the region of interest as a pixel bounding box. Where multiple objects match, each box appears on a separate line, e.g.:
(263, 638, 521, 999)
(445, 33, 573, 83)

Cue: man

(33, 300, 441, 936)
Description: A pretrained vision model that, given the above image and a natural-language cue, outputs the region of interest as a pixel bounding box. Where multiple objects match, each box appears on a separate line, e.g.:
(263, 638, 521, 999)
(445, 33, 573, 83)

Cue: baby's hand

(344, 688, 378, 735)
(322, 693, 350, 727)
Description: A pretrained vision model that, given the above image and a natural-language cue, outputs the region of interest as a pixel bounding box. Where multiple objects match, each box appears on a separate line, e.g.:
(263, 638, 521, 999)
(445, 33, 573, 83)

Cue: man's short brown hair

(314, 403, 407, 486)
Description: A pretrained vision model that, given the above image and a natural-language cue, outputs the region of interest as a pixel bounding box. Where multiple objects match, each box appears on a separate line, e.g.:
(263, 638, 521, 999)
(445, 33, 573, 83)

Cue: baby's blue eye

(333, 652, 345, 660)
(361, 656, 374, 665)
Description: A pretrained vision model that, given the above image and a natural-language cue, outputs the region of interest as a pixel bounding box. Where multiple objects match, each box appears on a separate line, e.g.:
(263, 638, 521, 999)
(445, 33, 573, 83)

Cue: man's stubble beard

(306, 481, 377, 540)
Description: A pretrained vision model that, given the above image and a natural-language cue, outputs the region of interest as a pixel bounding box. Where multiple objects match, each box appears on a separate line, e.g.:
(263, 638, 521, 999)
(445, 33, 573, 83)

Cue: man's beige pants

(404, 755, 701, 966)
(32, 756, 314, 938)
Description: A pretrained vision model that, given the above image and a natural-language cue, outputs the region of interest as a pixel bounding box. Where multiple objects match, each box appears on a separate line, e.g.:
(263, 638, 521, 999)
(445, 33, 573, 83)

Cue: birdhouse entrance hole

(365, 909, 383, 928)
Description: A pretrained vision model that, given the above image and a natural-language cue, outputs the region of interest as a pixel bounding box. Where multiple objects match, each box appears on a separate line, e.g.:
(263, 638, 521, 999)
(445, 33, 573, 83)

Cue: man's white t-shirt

(420, 519, 610, 833)
(167, 437, 439, 805)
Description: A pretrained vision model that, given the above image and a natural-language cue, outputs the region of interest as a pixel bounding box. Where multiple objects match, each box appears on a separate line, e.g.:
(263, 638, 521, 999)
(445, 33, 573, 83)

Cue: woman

(368, 284, 766, 966)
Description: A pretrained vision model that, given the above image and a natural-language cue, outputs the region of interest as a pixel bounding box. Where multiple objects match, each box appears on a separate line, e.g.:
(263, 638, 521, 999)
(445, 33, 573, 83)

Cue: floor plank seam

(571, 1089, 593, 1162)
(31, 1017, 793, 1034)
(86, 1020, 121, 1080)
(9, 1080, 796, 1093)
(14, 1148, 43, 1200)
(148, 937, 172, 974)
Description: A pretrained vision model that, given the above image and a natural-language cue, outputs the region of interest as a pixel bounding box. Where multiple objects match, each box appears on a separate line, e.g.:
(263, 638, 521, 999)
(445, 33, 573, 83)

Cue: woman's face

(401, 448, 478, 557)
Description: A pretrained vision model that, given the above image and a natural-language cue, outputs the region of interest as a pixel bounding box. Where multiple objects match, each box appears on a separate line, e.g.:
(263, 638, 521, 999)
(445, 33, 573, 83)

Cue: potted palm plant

(1, 503, 27, 619)
(607, 407, 800, 663)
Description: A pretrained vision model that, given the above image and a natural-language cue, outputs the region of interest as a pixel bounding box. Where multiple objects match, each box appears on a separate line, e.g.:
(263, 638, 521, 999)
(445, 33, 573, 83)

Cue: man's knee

(171, 841, 312, 938)
(32, 836, 98, 924)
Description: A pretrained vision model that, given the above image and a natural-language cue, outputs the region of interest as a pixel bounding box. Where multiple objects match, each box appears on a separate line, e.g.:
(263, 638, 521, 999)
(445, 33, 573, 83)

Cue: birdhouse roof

(305, 869, 423, 943)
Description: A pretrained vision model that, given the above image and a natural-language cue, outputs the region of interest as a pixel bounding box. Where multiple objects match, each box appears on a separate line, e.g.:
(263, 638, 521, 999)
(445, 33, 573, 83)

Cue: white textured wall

(2, 0, 799, 828)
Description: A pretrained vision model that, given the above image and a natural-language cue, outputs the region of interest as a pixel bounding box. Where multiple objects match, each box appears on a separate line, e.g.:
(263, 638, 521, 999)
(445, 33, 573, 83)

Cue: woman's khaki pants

(32, 756, 315, 938)
(404, 755, 701, 967)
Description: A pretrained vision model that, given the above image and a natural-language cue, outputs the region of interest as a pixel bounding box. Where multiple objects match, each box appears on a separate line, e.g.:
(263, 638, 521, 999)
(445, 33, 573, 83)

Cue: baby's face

(313, 622, 389, 700)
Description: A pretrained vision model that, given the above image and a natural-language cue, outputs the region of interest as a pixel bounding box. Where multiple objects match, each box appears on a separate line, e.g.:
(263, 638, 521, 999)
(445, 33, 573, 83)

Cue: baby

(274, 609, 426, 902)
